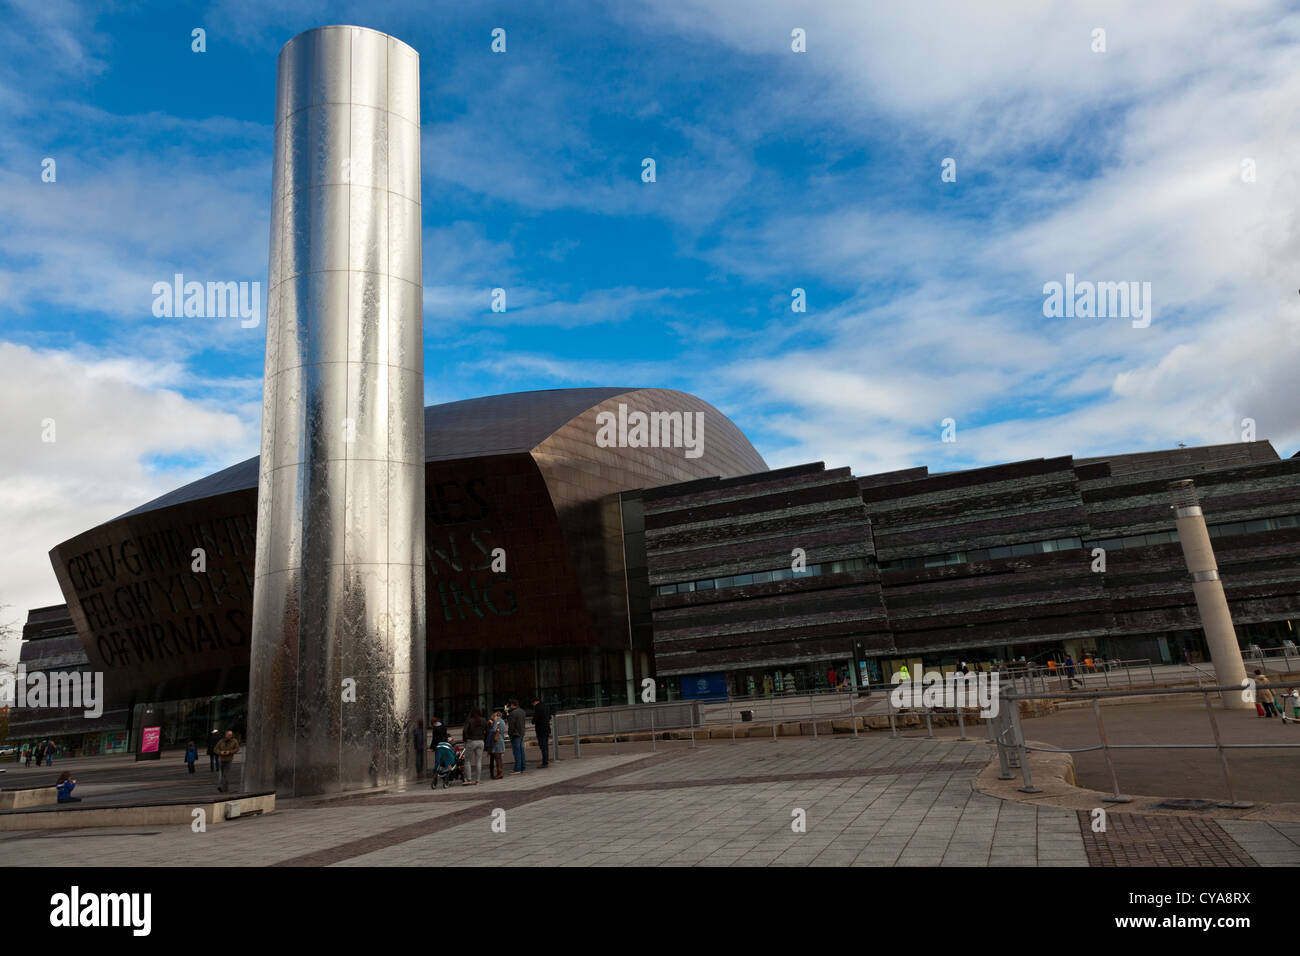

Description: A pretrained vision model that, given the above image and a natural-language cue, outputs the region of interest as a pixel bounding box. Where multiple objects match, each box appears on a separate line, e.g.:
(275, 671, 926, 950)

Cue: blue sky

(2, 0, 1299, 627)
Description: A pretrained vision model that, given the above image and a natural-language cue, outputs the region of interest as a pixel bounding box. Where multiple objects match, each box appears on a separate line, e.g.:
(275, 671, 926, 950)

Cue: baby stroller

(1281, 689, 1300, 724)
(431, 740, 465, 789)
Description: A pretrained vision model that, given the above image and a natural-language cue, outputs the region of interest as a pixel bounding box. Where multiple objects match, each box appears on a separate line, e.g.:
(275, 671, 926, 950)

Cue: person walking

(214, 730, 240, 792)
(531, 696, 551, 768)
(507, 699, 527, 774)
(207, 733, 219, 772)
(413, 719, 426, 776)
(184, 741, 198, 774)
(1255, 670, 1277, 718)
(23, 745, 32, 768)
(488, 709, 507, 780)
(45, 741, 55, 767)
(462, 706, 487, 785)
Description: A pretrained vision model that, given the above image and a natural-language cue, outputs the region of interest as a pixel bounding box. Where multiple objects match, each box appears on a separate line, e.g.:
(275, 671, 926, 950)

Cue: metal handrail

(991, 681, 1300, 809)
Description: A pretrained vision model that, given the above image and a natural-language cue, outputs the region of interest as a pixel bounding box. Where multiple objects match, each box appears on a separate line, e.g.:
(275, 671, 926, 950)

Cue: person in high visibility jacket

(899, 665, 911, 681)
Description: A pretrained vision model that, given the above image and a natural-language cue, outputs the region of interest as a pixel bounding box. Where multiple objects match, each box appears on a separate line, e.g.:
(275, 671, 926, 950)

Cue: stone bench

(0, 791, 276, 831)
(0, 785, 58, 810)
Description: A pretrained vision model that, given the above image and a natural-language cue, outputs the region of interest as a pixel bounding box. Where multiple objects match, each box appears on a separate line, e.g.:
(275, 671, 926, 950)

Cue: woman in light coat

(488, 709, 507, 780)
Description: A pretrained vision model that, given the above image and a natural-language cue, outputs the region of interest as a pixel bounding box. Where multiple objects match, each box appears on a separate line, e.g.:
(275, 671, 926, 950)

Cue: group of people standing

(415, 697, 552, 786)
(20, 740, 57, 767)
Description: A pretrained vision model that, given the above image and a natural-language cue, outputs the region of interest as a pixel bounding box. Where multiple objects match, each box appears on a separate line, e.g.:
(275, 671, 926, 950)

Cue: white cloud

(0, 342, 255, 618)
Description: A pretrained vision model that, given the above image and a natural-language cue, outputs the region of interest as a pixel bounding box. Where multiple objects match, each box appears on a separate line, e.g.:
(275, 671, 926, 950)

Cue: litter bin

(740, 710, 753, 722)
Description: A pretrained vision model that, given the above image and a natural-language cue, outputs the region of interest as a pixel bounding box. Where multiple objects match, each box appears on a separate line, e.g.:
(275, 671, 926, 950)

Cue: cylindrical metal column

(247, 25, 426, 795)
(1169, 480, 1250, 710)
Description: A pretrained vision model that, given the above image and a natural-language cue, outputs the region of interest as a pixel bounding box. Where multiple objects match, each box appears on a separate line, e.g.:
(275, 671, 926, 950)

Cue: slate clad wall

(863, 458, 1109, 654)
(1078, 445, 1300, 637)
(644, 464, 889, 676)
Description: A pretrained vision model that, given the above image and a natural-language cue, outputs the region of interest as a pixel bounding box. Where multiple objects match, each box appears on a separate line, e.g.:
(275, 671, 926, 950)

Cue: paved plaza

(3, 733, 1298, 867)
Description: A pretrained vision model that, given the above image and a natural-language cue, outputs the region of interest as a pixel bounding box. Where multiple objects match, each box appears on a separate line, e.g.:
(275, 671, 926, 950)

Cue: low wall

(0, 792, 275, 831)
(0, 786, 58, 810)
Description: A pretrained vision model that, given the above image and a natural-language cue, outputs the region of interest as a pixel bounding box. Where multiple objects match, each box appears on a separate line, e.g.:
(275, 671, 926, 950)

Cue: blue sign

(680, 672, 727, 700)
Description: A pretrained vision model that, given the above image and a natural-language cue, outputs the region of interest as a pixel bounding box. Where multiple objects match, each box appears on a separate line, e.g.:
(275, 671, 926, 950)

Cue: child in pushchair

(432, 739, 465, 788)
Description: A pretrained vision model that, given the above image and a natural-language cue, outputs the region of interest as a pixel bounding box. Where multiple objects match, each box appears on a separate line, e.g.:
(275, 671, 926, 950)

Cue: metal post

(1204, 690, 1252, 808)
(771, 697, 777, 741)
(650, 704, 656, 753)
(810, 692, 817, 739)
(1092, 698, 1130, 803)
(1147, 660, 1155, 685)
(852, 693, 859, 738)
(923, 710, 934, 739)
(956, 704, 967, 741)
(573, 714, 581, 759)
(688, 703, 696, 750)
(888, 707, 897, 738)
(729, 695, 736, 744)
(1008, 701, 1039, 792)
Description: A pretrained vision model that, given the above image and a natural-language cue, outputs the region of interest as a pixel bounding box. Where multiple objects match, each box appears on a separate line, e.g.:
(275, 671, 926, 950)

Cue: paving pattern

(1077, 812, 1258, 867)
(0, 736, 1287, 867)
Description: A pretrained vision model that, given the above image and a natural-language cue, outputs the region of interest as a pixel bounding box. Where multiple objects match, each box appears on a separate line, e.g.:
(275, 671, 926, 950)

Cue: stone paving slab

(0, 737, 1291, 867)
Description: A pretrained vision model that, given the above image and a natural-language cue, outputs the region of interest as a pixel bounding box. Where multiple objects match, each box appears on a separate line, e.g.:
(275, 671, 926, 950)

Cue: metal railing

(987, 682, 1300, 809)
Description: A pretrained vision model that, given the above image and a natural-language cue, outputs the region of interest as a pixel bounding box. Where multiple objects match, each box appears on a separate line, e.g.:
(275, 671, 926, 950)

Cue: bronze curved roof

(116, 386, 761, 520)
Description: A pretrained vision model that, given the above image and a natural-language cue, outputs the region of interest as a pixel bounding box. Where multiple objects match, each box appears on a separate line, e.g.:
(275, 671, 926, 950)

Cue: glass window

(1042, 539, 1058, 552)
(1244, 519, 1270, 533)
(1277, 515, 1298, 528)
(1012, 543, 1036, 557)
(733, 574, 753, 586)
(1063, 537, 1082, 549)
(989, 546, 1012, 559)
(924, 555, 947, 567)
(657, 585, 675, 597)
(968, 549, 988, 562)
(697, 578, 714, 590)
(751, 570, 773, 584)
(677, 581, 695, 593)
(715, 576, 732, 589)
(1099, 539, 1122, 551)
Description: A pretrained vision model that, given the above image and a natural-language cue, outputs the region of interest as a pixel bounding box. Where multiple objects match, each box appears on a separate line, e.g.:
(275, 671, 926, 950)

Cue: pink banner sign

(141, 726, 161, 753)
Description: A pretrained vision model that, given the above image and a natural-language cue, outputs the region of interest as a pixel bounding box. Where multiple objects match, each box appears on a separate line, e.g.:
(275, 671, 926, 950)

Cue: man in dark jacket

(429, 716, 449, 746)
(531, 697, 551, 768)
(507, 700, 527, 774)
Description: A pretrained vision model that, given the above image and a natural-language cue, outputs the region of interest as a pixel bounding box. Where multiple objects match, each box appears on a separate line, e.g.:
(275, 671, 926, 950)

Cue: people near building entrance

(898, 665, 911, 682)
(1255, 670, 1277, 718)
(746, 675, 756, 697)
(827, 666, 837, 690)
(762, 674, 773, 696)
(185, 741, 198, 774)
(462, 706, 487, 785)
(56, 772, 80, 804)
(214, 730, 240, 792)
(24, 745, 33, 768)
(207, 732, 220, 772)
(531, 697, 551, 768)
(487, 710, 507, 779)
(44, 741, 55, 766)
(507, 700, 527, 774)
(773, 671, 783, 693)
